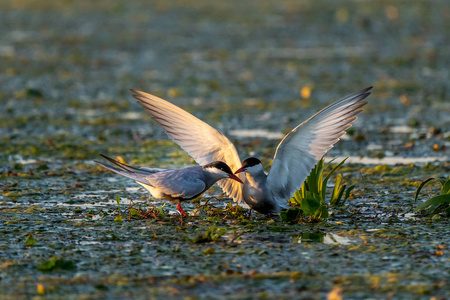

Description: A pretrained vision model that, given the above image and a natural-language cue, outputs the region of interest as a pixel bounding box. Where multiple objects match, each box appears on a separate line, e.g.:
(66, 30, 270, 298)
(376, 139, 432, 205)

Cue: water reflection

(298, 232, 352, 245)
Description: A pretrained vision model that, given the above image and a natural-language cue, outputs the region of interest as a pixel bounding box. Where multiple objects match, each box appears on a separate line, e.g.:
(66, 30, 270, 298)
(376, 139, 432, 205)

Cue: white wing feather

(131, 90, 244, 203)
(267, 87, 372, 205)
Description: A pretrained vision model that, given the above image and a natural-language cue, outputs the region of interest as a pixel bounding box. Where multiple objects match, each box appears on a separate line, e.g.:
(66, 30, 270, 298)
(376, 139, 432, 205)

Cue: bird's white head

(234, 157, 264, 175)
(203, 161, 243, 183)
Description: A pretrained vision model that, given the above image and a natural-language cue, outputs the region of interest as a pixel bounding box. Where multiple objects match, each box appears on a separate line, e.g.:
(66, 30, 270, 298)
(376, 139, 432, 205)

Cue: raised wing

(131, 89, 244, 203)
(267, 87, 372, 205)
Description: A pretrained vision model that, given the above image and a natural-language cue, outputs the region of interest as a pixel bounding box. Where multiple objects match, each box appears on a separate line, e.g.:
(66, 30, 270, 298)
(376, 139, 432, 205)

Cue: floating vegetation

(191, 226, 227, 244)
(24, 233, 37, 246)
(414, 177, 450, 216)
(37, 257, 76, 272)
(0, 0, 449, 298)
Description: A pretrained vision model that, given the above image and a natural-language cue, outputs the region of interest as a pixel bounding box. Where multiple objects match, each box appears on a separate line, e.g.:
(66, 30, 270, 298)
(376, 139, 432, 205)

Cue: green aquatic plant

(156, 203, 167, 218)
(330, 172, 355, 207)
(282, 157, 354, 222)
(414, 177, 450, 216)
(115, 194, 122, 214)
(37, 257, 76, 272)
(192, 226, 227, 244)
(114, 194, 124, 222)
(123, 199, 168, 220)
(24, 233, 37, 246)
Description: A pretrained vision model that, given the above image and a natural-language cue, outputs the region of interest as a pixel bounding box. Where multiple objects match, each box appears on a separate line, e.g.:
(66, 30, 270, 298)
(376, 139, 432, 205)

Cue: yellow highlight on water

(300, 86, 312, 99)
(37, 283, 46, 295)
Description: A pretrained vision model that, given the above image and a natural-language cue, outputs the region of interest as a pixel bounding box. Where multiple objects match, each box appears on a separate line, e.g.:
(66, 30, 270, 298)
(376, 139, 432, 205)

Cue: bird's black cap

(203, 161, 233, 175)
(241, 157, 262, 168)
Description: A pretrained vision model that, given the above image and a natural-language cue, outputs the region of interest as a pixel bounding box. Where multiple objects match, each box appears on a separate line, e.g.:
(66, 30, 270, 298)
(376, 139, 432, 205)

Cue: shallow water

(1, 0, 449, 299)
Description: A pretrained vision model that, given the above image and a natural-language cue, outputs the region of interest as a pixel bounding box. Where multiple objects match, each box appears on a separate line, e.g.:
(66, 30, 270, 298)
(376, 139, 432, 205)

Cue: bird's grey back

(146, 165, 205, 183)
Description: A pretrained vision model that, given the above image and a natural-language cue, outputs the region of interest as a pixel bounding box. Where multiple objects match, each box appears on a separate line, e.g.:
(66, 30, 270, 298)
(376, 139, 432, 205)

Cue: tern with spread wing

(131, 87, 372, 214)
(95, 155, 243, 215)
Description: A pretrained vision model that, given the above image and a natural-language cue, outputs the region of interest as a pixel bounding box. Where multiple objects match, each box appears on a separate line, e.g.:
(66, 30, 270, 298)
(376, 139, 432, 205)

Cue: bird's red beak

(234, 167, 246, 174)
(228, 173, 243, 184)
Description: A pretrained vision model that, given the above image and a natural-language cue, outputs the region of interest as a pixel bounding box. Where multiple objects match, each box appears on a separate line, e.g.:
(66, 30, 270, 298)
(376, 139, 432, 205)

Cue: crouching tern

(131, 87, 372, 214)
(95, 154, 243, 216)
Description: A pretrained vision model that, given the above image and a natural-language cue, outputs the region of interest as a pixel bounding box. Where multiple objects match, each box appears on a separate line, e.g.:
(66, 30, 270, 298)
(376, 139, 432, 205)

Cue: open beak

(234, 167, 246, 174)
(228, 173, 243, 184)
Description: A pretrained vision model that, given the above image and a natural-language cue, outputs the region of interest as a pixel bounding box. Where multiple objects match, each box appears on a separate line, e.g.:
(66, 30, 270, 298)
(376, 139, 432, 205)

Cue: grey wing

(146, 170, 207, 199)
(267, 87, 372, 205)
(131, 89, 244, 203)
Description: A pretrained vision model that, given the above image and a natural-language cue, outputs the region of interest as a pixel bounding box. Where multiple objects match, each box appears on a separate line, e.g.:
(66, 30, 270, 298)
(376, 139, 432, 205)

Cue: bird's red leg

(177, 203, 187, 216)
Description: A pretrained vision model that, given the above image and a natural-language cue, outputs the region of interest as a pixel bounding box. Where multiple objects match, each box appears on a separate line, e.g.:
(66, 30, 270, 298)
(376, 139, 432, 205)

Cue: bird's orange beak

(234, 167, 246, 174)
(228, 173, 243, 184)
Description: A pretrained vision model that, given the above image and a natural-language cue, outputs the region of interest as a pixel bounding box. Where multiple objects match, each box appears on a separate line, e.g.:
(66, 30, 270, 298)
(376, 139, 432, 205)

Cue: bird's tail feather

(99, 154, 164, 175)
(95, 159, 152, 186)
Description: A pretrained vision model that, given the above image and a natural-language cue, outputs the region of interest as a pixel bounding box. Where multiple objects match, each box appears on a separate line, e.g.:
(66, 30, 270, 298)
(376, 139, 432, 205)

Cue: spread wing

(267, 87, 372, 205)
(131, 89, 244, 203)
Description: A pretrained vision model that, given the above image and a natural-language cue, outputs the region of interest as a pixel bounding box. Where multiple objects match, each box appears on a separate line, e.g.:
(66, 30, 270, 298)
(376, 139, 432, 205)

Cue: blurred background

(0, 0, 449, 166)
(1, 1, 449, 298)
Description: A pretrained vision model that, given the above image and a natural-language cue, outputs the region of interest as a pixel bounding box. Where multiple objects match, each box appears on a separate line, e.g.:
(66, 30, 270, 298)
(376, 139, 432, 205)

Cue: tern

(95, 154, 243, 216)
(131, 87, 372, 214)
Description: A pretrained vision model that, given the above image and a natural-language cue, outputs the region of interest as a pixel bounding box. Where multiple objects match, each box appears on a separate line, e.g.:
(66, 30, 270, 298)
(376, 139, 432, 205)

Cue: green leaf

(414, 177, 439, 203)
(157, 203, 166, 218)
(330, 174, 343, 206)
(37, 257, 75, 272)
(129, 208, 139, 217)
(114, 215, 123, 222)
(300, 232, 325, 243)
(280, 208, 301, 223)
(14, 163, 24, 170)
(24, 233, 36, 246)
(192, 226, 226, 243)
(343, 185, 355, 204)
(26, 88, 43, 98)
(115, 194, 122, 214)
(302, 192, 321, 216)
(333, 185, 346, 206)
(316, 159, 324, 196)
(307, 159, 324, 196)
(323, 157, 348, 200)
(314, 205, 329, 219)
(442, 179, 450, 194)
(289, 156, 352, 219)
(290, 190, 301, 206)
(415, 194, 450, 210)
